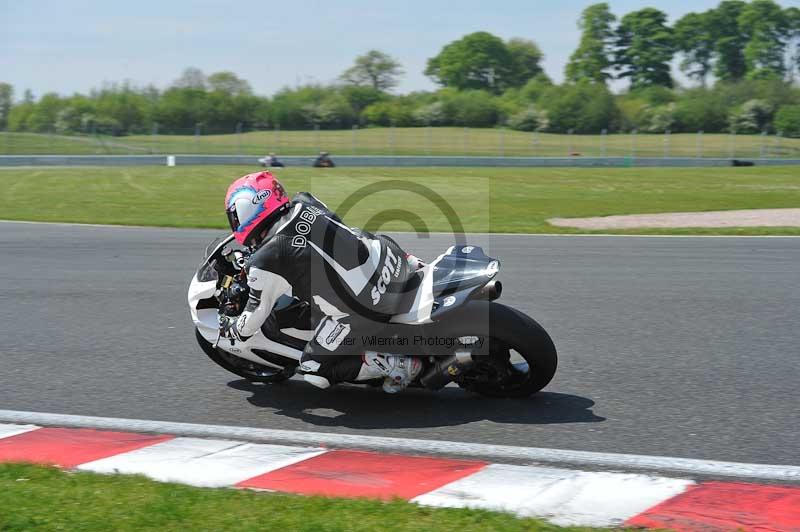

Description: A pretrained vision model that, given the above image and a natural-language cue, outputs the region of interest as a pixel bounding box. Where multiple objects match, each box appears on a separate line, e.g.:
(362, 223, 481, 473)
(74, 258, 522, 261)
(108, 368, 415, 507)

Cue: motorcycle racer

(219, 171, 423, 393)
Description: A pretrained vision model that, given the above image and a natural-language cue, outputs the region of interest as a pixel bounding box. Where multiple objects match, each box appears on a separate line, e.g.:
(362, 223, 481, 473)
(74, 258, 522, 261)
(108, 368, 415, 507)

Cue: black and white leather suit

(227, 192, 414, 383)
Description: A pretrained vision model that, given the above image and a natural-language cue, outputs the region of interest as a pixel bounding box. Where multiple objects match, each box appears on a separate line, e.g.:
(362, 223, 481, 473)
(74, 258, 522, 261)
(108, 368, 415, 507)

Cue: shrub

(774, 105, 800, 137)
(673, 90, 728, 132)
(728, 99, 774, 133)
(539, 82, 620, 133)
(507, 106, 549, 131)
(440, 90, 499, 127)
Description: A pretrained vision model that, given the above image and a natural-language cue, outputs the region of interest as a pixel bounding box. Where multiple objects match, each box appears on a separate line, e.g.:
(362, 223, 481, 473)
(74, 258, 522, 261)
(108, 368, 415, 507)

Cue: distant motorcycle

(188, 234, 557, 397)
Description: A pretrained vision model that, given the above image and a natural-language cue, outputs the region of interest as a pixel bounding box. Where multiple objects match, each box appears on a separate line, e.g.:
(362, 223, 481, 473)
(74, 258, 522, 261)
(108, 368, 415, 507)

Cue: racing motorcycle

(188, 234, 557, 397)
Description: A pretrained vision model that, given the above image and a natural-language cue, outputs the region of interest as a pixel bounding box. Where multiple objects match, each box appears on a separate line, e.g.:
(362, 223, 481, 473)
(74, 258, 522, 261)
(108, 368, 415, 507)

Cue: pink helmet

(225, 171, 289, 245)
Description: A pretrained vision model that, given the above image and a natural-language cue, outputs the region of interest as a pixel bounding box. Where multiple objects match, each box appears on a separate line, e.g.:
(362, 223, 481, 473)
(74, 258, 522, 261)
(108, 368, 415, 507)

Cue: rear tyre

(439, 302, 557, 398)
(195, 328, 294, 383)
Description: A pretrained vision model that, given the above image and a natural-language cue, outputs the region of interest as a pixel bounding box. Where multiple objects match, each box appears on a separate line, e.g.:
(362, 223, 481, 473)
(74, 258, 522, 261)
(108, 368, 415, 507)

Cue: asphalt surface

(0, 222, 798, 466)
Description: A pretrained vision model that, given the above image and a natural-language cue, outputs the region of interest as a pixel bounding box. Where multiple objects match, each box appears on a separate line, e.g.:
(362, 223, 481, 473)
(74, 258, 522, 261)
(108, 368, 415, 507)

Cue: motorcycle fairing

(390, 245, 500, 324)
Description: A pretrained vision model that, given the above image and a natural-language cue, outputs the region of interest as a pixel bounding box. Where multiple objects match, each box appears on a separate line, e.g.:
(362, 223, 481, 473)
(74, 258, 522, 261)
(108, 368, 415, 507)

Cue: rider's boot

(357, 351, 422, 394)
(299, 359, 332, 389)
(303, 374, 331, 389)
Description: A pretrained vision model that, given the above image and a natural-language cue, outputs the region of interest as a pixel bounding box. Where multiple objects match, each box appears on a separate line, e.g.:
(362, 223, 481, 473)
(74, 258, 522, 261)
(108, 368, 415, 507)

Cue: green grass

(2, 128, 799, 158)
(0, 463, 605, 532)
(1, 165, 799, 235)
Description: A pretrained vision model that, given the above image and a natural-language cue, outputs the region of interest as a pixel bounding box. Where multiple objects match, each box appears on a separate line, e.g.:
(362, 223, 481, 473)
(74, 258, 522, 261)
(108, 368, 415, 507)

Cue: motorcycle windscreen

(197, 234, 236, 282)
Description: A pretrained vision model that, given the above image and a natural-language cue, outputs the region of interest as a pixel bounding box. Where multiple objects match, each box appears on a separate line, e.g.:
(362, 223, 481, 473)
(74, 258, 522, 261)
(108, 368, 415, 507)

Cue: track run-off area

(0, 221, 798, 469)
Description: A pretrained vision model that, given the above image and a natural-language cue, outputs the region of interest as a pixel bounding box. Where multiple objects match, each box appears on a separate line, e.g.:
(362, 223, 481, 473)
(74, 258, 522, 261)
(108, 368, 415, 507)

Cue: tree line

(1, 0, 799, 137)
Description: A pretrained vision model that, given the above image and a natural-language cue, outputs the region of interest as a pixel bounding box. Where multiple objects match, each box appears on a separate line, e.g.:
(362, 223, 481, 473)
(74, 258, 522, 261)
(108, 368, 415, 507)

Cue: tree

(341, 50, 403, 91)
(155, 87, 210, 132)
(362, 100, 414, 126)
(413, 102, 447, 126)
(774, 104, 800, 136)
(425, 32, 514, 93)
(565, 3, 616, 84)
(614, 8, 674, 89)
(520, 73, 554, 102)
(207, 71, 252, 96)
(673, 89, 729, 132)
(507, 105, 549, 131)
(340, 85, 385, 116)
(172, 67, 206, 90)
(439, 89, 499, 126)
(26, 93, 65, 132)
(0, 83, 13, 130)
(787, 7, 800, 81)
(506, 38, 544, 86)
(538, 81, 620, 133)
(729, 99, 774, 132)
(739, 0, 791, 80)
(709, 1, 748, 81)
(674, 11, 715, 87)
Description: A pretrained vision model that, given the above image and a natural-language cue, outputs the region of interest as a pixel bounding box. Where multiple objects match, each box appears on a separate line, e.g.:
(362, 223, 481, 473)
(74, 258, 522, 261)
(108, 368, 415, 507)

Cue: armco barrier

(1, 155, 800, 167)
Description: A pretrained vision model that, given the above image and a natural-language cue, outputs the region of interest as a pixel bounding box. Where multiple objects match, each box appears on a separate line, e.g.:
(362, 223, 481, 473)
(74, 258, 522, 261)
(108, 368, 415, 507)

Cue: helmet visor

(226, 205, 241, 233)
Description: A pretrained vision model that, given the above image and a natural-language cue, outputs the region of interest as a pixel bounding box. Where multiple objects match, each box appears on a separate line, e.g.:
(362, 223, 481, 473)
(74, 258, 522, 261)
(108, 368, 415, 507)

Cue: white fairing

(188, 273, 304, 368)
(188, 244, 466, 369)
(389, 252, 449, 325)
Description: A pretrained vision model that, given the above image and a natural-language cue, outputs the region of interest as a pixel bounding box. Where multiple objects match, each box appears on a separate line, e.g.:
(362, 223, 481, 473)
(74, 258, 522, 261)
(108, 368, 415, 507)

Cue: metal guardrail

(1, 155, 799, 167)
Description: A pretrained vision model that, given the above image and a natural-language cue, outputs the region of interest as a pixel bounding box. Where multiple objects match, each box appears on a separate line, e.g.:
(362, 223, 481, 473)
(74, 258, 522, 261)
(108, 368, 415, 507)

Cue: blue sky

(0, 0, 780, 99)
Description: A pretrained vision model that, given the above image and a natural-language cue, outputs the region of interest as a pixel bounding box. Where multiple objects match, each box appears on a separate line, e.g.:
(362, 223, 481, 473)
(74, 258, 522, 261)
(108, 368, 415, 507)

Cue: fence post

(760, 130, 767, 159)
(463, 127, 468, 156)
(776, 130, 783, 158)
(567, 129, 574, 156)
(274, 124, 280, 153)
(601, 128, 607, 157)
(194, 123, 201, 153)
(663, 129, 670, 158)
(235, 122, 242, 156)
(351, 124, 358, 154)
(696, 130, 703, 158)
(631, 129, 637, 159)
(89, 122, 97, 154)
(314, 124, 320, 152)
(151, 123, 159, 154)
(728, 129, 736, 159)
(498, 126, 505, 157)
(426, 124, 431, 156)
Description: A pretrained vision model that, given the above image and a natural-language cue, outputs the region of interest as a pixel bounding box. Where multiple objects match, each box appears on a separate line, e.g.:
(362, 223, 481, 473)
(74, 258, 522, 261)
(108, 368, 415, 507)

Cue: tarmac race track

(0, 222, 798, 466)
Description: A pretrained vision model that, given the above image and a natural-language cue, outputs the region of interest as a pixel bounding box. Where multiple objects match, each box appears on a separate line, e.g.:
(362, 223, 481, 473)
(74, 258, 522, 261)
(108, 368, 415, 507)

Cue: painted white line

(79, 437, 326, 488)
(0, 411, 798, 482)
(0, 423, 39, 440)
(413, 463, 694, 527)
(0, 219, 194, 231)
(1, 219, 798, 238)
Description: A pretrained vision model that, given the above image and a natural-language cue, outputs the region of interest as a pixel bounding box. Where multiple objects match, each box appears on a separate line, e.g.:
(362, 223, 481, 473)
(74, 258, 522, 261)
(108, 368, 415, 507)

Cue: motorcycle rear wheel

(195, 328, 294, 383)
(453, 302, 557, 398)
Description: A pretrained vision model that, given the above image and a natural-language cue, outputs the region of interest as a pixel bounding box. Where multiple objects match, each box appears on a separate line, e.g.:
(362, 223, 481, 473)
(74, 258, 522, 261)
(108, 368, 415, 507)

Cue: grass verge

(2, 128, 799, 158)
(0, 165, 798, 235)
(0, 463, 604, 532)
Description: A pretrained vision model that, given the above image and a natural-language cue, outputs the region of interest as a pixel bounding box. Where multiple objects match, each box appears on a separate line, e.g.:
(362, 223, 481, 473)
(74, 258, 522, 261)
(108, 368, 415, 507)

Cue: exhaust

(420, 351, 475, 390)
(477, 280, 502, 301)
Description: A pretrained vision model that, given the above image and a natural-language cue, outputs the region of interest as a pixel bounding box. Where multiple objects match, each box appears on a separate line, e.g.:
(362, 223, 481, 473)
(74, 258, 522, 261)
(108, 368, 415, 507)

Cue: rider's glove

(406, 253, 426, 270)
(219, 315, 247, 342)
